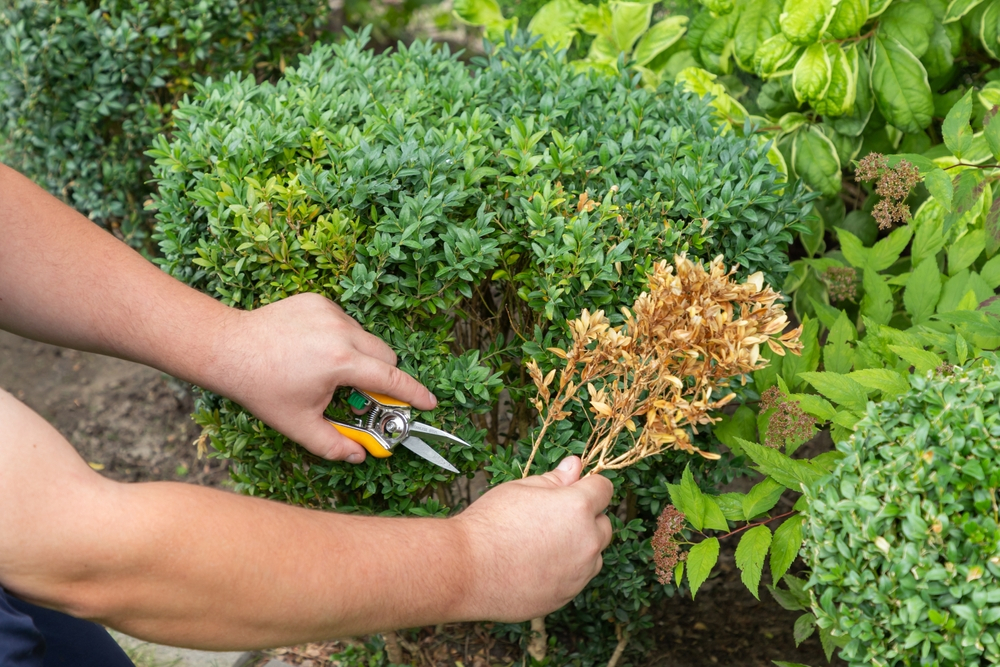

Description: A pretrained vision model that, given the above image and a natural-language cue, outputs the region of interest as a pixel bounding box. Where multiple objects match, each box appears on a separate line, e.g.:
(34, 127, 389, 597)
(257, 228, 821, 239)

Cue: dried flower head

(823, 266, 858, 303)
(759, 387, 814, 449)
(652, 505, 687, 585)
(524, 254, 803, 476)
(855, 153, 921, 230)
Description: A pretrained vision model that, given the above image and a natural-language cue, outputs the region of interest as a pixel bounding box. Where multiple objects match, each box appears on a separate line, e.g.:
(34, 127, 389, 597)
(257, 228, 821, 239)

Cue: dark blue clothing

(0, 587, 134, 667)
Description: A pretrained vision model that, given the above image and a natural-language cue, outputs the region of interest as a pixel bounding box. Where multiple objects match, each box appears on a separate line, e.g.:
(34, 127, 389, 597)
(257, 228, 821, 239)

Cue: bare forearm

(0, 163, 234, 388)
(44, 483, 470, 649)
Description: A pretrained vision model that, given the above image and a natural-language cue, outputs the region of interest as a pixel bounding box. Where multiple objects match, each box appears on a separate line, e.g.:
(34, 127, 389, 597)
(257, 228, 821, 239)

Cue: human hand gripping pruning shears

(324, 388, 470, 473)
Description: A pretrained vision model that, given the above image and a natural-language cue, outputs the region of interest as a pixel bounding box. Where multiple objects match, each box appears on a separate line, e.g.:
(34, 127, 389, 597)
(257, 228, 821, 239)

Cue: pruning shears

(325, 388, 469, 473)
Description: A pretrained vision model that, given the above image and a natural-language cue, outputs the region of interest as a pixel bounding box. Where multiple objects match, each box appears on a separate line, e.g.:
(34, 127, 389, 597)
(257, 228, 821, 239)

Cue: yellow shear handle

(330, 422, 393, 458)
(358, 390, 411, 408)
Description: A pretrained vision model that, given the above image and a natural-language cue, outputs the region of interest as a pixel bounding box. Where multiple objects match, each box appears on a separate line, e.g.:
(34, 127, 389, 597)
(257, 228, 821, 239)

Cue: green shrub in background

(0, 0, 326, 245)
(804, 358, 1000, 665)
(149, 30, 813, 663)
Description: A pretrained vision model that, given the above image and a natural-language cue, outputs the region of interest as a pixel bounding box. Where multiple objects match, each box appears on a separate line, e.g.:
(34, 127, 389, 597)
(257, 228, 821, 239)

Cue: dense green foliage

(0, 0, 325, 243)
(804, 358, 1000, 666)
(149, 30, 810, 662)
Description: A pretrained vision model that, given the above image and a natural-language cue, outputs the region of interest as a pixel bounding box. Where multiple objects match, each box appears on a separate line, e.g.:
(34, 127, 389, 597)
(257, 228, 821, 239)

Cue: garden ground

(0, 329, 842, 666)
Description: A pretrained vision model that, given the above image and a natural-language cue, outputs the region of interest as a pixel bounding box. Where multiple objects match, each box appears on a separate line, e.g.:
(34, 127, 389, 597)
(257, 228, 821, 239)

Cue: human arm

(0, 163, 430, 462)
(0, 388, 613, 649)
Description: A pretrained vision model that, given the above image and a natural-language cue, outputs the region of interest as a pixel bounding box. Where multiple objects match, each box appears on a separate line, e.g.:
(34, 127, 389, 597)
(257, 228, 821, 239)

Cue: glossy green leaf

(632, 15, 688, 65)
(871, 35, 934, 133)
(830, 46, 874, 136)
(735, 525, 772, 599)
(827, 0, 869, 38)
(792, 43, 832, 103)
(611, 1, 653, 54)
(792, 126, 841, 195)
(779, 0, 833, 44)
(922, 20, 955, 78)
(527, 0, 585, 48)
(733, 0, 781, 68)
(687, 538, 720, 598)
(880, 1, 936, 58)
(945, 0, 986, 22)
(813, 44, 856, 117)
(754, 33, 800, 76)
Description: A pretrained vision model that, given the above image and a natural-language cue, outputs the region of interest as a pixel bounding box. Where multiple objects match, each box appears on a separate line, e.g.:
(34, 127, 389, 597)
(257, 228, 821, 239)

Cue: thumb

(295, 417, 369, 464)
(537, 456, 582, 487)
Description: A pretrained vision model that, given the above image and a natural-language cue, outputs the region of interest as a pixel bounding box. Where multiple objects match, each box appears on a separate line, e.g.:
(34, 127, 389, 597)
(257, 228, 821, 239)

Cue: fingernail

(429, 392, 438, 408)
(557, 457, 575, 471)
(347, 453, 364, 464)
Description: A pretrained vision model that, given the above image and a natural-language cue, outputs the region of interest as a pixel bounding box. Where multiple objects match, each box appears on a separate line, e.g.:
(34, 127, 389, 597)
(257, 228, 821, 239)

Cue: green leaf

(788, 392, 837, 421)
(984, 107, 1000, 162)
(792, 126, 841, 196)
(668, 465, 706, 531)
(981, 0, 1000, 59)
(768, 584, 807, 611)
(912, 197, 947, 263)
(944, 169, 986, 236)
(827, 0, 869, 38)
(861, 268, 893, 326)
(743, 477, 786, 519)
(942, 89, 975, 159)
(904, 257, 943, 324)
(922, 21, 955, 79)
(792, 43, 832, 103)
(848, 368, 910, 397)
(611, 2, 653, 54)
(889, 344, 942, 373)
(701, 495, 731, 531)
(792, 613, 817, 647)
(754, 344, 783, 392)
(823, 311, 856, 374)
(871, 34, 934, 133)
(770, 514, 804, 584)
(632, 15, 688, 65)
(735, 525, 772, 599)
(924, 167, 954, 211)
(453, 0, 515, 32)
(687, 538, 720, 598)
(813, 44, 857, 117)
(986, 186, 1000, 258)
(714, 492, 747, 521)
(714, 405, 757, 454)
(869, 224, 913, 271)
(798, 371, 870, 412)
(733, 0, 781, 69)
(981, 254, 1000, 288)
(831, 46, 874, 136)
(779, 0, 833, 44)
(754, 33, 800, 76)
(735, 438, 825, 489)
(948, 229, 986, 274)
(879, 1, 936, 59)
(837, 227, 869, 267)
(944, 0, 986, 23)
(527, 0, 585, 48)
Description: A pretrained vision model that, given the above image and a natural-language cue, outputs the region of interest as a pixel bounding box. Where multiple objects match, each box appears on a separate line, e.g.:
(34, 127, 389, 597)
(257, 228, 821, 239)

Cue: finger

(350, 330, 398, 366)
(295, 417, 369, 463)
(523, 456, 582, 489)
(596, 513, 613, 550)
(573, 473, 615, 515)
(345, 357, 437, 410)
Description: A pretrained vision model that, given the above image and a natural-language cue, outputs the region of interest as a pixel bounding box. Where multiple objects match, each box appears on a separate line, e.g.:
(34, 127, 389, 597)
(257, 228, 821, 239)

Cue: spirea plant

(804, 358, 1000, 666)
(150, 30, 812, 664)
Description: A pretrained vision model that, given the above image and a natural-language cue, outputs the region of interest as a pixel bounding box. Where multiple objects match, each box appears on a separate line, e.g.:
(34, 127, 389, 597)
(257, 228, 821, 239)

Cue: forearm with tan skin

(0, 162, 434, 463)
(0, 389, 612, 649)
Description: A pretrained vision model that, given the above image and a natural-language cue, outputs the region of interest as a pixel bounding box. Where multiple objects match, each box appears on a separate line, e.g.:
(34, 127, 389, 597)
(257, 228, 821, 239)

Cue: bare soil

(1, 329, 841, 666)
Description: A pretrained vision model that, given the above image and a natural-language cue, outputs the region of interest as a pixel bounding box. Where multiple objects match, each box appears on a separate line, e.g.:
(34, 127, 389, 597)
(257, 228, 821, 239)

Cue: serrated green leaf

(735, 524, 772, 599)
(788, 392, 837, 421)
(687, 538, 720, 598)
(823, 311, 856, 374)
(848, 368, 910, 397)
(702, 495, 731, 531)
(948, 229, 986, 274)
(735, 438, 825, 489)
(798, 371, 870, 412)
(792, 613, 817, 647)
(889, 344, 942, 373)
(869, 224, 913, 271)
(743, 477, 786, 519)
(942, 89, 975, 159)
(770, 514, 804, 584)
(836, 227, 869, 267)
(905, 256, 943, 324)
(668, 465, 706, 531)
(714, 405, 757, 454)
(924, 167, 954, 212)
(714, 492, 748, 521)
(861, 268, 893, 325)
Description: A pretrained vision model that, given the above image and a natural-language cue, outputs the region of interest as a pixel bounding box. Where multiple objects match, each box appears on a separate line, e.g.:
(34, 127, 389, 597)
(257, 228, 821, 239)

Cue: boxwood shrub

(150, 30, 811, 662)
(0, 0, 326, 244)
(805, 357, 1000, 666)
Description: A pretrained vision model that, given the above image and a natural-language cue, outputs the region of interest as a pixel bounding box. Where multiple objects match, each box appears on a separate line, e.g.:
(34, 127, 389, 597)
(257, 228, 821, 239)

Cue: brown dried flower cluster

(523, 254, 803, 476)
(855, 153, 921, 230)
(823, 266, 858, 303)
(759, 386, 814, 449)
(652, 505, 687, 585)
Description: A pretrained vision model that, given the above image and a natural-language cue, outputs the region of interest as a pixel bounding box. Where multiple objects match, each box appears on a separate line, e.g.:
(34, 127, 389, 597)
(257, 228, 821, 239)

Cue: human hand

(453, 456, 614, 622)
(209, 292, 436, 462)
